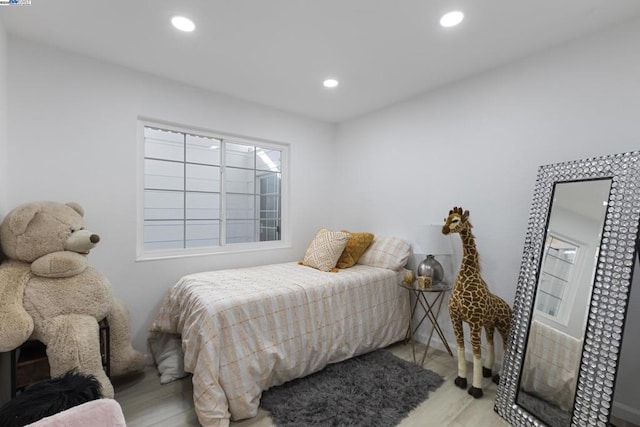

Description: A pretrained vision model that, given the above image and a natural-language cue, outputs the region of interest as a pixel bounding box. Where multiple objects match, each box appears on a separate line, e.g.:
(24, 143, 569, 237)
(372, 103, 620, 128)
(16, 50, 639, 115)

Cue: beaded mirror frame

(495, 151, 640, 426)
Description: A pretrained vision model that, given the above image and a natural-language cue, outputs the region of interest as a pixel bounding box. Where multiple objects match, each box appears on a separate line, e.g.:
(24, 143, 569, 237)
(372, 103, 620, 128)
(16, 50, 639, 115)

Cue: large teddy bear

(0, 201, 145, 397)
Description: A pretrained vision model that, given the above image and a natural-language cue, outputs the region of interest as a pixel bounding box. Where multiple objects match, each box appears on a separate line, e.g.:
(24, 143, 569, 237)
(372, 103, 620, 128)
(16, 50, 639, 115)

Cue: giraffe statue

(442, 206, 511, 398)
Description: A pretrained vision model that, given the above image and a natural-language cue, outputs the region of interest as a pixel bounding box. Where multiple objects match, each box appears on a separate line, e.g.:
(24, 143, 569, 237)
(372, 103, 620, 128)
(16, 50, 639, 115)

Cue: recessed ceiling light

(323, 79, 339, 88)
(172, 16, 195, 32)
(440, 11, 464, 27)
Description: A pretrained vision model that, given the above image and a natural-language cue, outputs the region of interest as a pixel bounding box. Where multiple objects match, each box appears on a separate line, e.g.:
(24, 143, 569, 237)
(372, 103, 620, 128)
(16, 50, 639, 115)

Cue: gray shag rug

(260, 348, 443, 426)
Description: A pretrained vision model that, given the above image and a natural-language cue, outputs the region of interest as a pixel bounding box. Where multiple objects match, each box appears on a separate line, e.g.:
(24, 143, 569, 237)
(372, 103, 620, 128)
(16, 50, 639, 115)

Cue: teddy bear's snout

(64, 230, 101, 254)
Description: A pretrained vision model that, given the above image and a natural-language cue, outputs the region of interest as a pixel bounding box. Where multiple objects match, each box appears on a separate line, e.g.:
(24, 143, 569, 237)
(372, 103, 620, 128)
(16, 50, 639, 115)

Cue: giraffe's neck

(456, 227, 481, 283)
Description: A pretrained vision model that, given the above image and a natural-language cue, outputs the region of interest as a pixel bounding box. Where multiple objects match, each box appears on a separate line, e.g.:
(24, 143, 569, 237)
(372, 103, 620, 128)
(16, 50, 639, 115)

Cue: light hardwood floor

(113, 341, 511, 427)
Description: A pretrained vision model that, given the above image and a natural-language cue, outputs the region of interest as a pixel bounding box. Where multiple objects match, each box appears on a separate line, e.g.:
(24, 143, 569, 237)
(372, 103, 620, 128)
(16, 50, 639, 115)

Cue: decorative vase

(416, 255, 444, 285)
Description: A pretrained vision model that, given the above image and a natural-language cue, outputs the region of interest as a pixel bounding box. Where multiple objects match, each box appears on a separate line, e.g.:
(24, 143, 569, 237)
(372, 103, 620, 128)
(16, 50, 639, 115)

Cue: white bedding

(149, 262, 409, 427)
(520, 319, 583, 411)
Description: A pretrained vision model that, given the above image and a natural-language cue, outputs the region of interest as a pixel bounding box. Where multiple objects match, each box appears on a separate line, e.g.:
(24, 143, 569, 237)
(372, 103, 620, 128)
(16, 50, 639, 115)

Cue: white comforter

(520, 319, 583, 411)
(149, 262, 409, 427)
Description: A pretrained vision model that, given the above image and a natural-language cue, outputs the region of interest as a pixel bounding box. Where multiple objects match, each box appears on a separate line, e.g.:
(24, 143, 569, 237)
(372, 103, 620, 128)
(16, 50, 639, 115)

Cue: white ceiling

(2, 0, 640, 123)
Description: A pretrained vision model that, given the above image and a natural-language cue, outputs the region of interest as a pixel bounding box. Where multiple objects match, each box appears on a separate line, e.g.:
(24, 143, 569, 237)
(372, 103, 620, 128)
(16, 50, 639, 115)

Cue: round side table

(398, 281, 454, 366)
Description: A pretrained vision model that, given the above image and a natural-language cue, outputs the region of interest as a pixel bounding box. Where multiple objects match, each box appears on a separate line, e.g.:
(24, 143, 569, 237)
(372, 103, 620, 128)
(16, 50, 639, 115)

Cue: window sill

(136, 240, 291, 262)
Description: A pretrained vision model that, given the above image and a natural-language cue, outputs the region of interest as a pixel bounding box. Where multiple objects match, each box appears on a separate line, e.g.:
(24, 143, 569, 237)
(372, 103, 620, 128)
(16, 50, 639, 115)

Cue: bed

(519, 319, 583, 411)
(148, 235, 411, 427)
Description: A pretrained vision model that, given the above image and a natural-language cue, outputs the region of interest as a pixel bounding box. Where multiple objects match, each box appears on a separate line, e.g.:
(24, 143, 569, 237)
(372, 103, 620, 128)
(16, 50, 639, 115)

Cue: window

(140, 123, 287, 257)
(535, 235, 579, 319)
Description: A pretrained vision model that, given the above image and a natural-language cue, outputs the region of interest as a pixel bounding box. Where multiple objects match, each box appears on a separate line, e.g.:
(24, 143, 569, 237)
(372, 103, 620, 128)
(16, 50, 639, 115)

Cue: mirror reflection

(516, 179, 612, 427)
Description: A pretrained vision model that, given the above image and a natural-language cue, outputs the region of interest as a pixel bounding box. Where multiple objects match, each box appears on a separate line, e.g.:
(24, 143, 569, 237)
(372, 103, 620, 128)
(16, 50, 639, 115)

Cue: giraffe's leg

(468, 325, 483, 398)
(451, 316, 467, 389)
(494, 310, 512, 385)
(483, 325, 495, 378)
(497, 309, 511, 352)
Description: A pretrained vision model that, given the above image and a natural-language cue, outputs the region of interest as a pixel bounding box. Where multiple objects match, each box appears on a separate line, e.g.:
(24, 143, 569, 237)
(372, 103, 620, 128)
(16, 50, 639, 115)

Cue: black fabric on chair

(0, 370, 102, 427)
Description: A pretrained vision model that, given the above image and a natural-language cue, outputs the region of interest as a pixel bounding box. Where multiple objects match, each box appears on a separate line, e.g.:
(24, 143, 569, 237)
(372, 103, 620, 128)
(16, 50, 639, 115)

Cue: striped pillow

(302, 228, 350, 272)
(357, 236, 411, 271)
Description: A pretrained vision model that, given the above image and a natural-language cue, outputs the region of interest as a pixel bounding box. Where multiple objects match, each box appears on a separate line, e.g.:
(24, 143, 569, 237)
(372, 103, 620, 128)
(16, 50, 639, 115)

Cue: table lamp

(416, 224, 452, 289)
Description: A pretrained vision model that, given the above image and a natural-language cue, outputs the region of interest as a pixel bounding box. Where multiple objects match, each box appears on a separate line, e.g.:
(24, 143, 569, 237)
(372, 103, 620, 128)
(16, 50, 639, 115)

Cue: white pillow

(148, 333, 188, 384)
(357, 236, 411, 271)
(302, 228, 350, 272)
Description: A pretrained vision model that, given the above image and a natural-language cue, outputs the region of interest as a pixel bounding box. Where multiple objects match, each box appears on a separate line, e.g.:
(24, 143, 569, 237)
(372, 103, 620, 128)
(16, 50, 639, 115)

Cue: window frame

(534, 232, 584, 327)
(136, 119, 290, 261)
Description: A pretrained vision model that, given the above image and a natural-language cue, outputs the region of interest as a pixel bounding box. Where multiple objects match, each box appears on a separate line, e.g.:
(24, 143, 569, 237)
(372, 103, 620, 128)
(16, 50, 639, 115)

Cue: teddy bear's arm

(0, 262, 34, 352)
(31, 251, 88, 278)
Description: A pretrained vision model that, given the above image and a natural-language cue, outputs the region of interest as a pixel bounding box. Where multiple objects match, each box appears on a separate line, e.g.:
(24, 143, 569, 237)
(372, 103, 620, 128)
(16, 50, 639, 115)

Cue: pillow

(302, 228, 350, 272)
(336, 232, 375, 269)
(357, 236, 411, 270)
(148, 333, 188, 384)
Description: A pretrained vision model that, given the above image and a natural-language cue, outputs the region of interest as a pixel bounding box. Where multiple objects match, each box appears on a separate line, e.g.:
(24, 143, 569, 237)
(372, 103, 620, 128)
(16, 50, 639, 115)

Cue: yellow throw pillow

(337, 232, 375, 269)
(302, 228, 350, 272)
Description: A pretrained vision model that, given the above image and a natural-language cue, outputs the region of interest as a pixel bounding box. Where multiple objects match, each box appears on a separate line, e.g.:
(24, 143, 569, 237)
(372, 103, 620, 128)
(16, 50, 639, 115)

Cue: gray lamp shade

(416, 254, 444, 284)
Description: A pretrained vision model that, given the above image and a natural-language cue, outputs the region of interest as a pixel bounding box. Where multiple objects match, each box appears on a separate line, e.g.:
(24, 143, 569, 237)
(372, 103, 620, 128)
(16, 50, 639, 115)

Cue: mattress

(149, 262, 409, 427)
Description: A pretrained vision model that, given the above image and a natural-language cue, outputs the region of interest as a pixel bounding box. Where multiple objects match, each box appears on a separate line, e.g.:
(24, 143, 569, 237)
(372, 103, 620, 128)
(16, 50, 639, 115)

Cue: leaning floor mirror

(495, 151, 640, 426)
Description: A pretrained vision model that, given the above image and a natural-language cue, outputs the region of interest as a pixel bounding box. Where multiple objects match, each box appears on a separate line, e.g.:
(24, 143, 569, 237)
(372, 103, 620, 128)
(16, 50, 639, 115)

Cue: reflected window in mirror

(537, 235, 579, 321)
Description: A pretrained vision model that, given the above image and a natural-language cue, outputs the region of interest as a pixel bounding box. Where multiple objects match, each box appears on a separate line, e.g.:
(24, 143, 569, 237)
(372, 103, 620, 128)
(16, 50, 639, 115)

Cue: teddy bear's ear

(8, 203, 41, 235)
(66, 202, 84, 217)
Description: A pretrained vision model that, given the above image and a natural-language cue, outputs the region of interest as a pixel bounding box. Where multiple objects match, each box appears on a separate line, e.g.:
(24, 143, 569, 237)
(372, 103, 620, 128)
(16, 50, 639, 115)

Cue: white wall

(335, 17, 640, 377)
(0, 17, 9, 405)
(6, 37, 336, 353)
(0, 19, 7, 216)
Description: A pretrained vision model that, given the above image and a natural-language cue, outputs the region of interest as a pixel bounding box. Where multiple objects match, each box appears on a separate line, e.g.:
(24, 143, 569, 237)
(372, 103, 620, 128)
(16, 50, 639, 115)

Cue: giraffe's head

(442, 206, 471, 235)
